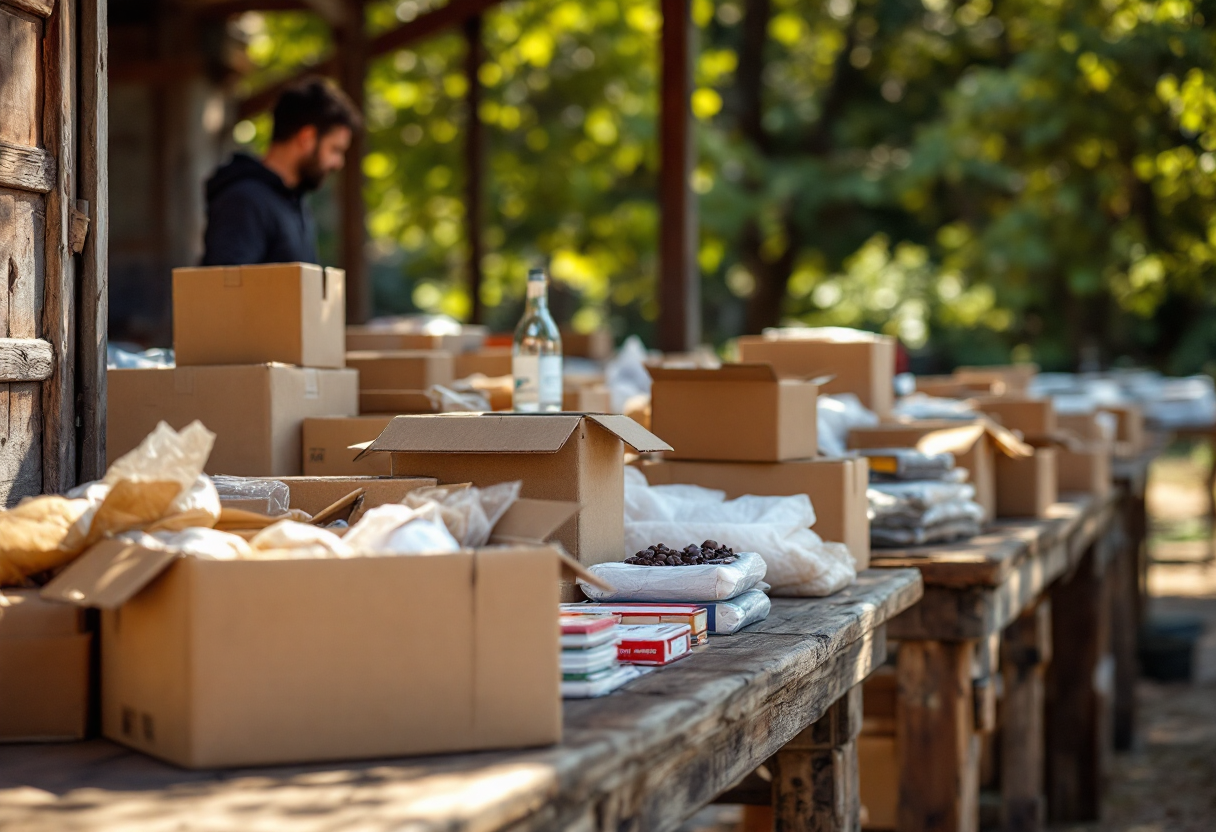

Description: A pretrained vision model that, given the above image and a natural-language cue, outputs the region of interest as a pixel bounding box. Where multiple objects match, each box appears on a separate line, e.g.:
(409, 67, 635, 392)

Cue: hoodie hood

(204, 153, 296, 205)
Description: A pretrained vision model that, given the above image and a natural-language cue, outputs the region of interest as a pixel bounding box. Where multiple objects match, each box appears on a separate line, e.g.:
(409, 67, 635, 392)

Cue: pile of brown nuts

(624, 540, 738, 566)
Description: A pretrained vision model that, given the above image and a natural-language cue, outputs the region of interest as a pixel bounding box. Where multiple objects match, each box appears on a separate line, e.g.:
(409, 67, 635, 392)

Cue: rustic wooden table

(0, 569, 922, 832)
(866, 491, 1123, 832)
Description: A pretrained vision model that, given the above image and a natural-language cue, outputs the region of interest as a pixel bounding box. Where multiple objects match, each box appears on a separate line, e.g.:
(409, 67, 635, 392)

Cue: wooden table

(866, 492, 1121, 832)
(0, 569, 922, 832)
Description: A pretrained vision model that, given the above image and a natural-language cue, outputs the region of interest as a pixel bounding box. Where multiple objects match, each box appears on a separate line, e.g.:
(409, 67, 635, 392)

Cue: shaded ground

(680, 446, 1216, 832)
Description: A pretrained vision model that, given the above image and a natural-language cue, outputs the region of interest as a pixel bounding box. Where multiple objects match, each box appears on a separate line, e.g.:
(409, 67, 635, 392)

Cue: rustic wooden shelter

(0, 0, 107, 504)
(106, 0, 701, 353)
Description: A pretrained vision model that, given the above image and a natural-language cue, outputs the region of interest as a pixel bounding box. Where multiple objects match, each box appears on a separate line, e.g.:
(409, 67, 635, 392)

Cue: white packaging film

(579, 551, 768, 602)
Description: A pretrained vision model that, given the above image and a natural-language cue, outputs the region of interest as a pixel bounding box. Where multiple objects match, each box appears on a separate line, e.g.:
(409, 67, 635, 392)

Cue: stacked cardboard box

(109, 264, 359, 476)
(638, 364, 871, 570)
(970, 397, 1059, 518)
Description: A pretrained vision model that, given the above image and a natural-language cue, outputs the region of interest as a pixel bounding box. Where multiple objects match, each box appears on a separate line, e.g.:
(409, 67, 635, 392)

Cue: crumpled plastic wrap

(147, 528, 255, 561)
(428, 384, 492, 412)
(868, 480, 985, 548)
(606, 336, 653, 413)
(402, 482, 520, 547)
(579, 551, 768, 602)
(250, 521, 353, 559)
(213, 476, 291, 516)
(621, 468, 855, 597)
(695, 589, 772, 634)
(342, 504, 462, 554)
(817, 393, 879, 457)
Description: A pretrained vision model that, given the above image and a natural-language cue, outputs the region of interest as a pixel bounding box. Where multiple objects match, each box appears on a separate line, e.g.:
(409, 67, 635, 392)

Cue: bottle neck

(525, 279, 549, 314)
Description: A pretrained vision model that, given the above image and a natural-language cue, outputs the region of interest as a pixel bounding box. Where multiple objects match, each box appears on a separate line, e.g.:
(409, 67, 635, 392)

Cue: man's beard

(297, 151, 327, 193)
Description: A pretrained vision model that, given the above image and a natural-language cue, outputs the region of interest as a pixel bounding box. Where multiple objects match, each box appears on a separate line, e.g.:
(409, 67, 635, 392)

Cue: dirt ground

(679, 446, 1216, 832)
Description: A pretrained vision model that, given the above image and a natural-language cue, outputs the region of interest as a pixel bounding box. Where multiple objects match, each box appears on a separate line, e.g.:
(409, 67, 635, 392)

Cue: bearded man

(201, 78, 361, 266)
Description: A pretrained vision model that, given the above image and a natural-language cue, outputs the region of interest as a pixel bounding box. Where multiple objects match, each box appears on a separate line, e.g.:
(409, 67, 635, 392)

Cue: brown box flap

(41, 539, 180, 610)
(647, 363, 778, 383)
(586, 414, 672, 453)
(489, 498, 579, 545)
(0, 590, 83, 637)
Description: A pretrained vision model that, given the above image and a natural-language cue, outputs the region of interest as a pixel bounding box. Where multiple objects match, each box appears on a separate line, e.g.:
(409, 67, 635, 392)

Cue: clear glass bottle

(513, 267, 563, 412)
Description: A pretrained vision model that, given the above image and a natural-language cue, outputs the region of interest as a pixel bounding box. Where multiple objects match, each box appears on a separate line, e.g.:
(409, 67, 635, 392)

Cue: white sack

(622, 468, 855, 597)
(579, 551, 767, 602)
(817, 393, 879, 457)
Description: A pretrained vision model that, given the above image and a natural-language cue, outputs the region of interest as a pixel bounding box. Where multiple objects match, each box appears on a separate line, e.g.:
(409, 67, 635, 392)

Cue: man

(201, 78, 361, 266)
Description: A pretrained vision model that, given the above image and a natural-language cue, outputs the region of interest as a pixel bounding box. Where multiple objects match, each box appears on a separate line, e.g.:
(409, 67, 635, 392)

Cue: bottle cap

(527, 267, 546, 281)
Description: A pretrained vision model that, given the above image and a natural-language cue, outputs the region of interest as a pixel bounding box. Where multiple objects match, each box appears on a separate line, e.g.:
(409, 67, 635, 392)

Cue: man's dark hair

(271, 78, 362, 143)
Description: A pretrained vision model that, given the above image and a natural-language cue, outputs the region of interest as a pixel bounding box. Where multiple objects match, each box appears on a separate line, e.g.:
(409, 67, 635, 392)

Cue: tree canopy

(234, 0, 1216, 373)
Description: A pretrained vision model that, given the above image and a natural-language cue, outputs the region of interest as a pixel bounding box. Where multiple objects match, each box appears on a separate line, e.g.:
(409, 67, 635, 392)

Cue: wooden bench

(865, 492, 1125, 832)
(0, 569, 922, 832)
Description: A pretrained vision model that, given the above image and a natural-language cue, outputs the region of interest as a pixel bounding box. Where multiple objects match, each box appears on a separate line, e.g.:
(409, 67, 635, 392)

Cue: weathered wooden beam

(657, 0, 700, 352)
(1000, 602, 1050, 832)
(0, 141, 56, 194)
(464, 14, 485, 325)
(6, 0, 54, 18)
(0, 339, 54, 382)
(773, 684, 863, 831)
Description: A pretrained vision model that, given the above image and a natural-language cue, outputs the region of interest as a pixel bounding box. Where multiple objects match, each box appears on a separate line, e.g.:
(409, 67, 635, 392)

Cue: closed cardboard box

(650, 364, 818, 462)
(633, 457, 870, 569)
(737, 331, 895, 418)
(0, 590, 90, 742)
(359, 390, 440, 415)
(1107, 404, 1145, 454)
(563, 383, 612, 413)
(453, 348, 513, 380)
(345, 326, 486, 354)
(561, 330, 614, 361)
(174, 263, 345, 369)
(360, 414, 671, 569)
(973, 397, 1057, 438)
(954, 364, 1037, 397)
(346, 350, 454, 392)
(108, 365, 358, 477)
(43, 539, 563, 769)
(995, 447, 1057, 519)
(1057, 446, 1112, 499)
(848, 421, 996, 521)
(303, 416, 396, 476)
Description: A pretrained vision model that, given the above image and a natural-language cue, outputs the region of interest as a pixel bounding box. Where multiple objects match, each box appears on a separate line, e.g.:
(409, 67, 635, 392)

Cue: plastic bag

(150, 528, 254, 561)
(402, 481, 520, 547)
(817, 393, 879, 457)
(622, 467, 855, 597)
(250, 521, 353, 559)
(605, 336, 654, 413)
(579, 551, 768, 602)
(343, 504, 461, 555)
(427, 384, 491, 412)
(695, 589, 772, 634)
(213, 476, 291, 516)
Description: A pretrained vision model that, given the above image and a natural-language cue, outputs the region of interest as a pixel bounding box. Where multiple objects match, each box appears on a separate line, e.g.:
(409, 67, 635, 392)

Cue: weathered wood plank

(40, 0, 78, 493)
(774, 684, 863, 831)
(76, 0, 107, 481)
(5, 0, 55, 18)
(0, 337, 54, 381)
(0, 7, 41, 147)
(0, 141, 55, 193)
(1000, 602, 1050, 832)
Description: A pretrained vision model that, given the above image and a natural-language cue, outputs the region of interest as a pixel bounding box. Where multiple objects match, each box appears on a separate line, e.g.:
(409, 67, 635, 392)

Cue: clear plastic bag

(249, 521, 353, 559)
(817, 393, 879, 457)
(579, 551, 768, 602)
(696, 589, 772, 634)
(402, 481, 520, 547)
(213, 476, 291, 516)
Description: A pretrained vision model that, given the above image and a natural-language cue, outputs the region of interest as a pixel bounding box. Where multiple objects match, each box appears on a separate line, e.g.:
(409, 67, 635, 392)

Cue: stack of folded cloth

(857, 449, 985, 547)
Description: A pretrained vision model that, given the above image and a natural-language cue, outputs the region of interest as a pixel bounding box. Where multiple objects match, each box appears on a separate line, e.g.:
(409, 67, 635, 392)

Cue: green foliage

(237, 0, 1216, 371)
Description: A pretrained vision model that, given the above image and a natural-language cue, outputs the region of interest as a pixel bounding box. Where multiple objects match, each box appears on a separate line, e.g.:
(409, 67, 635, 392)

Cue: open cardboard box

(971, 396, 1057, 438)
(356, 413, 671, 577)
(42, 498, 598, 769)
(173, 263, 346, 369)
(649, 364, 818, 462)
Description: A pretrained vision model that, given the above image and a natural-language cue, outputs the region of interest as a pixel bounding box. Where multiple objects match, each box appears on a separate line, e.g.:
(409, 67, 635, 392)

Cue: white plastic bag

(401, 481, 520, 547)
(622, 468, 855, 597)
(250, 521, 353, 559)
(343, 504, 461, 554)
(697, 589, 772, 634)
(579, 551, 768, 602)
(817, 393, 879, 457)
(150, 528, 254, 561)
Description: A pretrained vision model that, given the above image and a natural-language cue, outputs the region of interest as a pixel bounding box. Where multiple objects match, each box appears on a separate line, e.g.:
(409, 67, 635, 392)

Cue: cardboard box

(649, 365, 818, 462)
(1057, 412, 1117, 445)
(954, 364, 1037, 397)
(737, 331, 896, 418)
(563, 384, 612, 413)
(561, 330, 614, 361)
(633, 457, 871, 569)
(173, 263, 345, 369)
(915, 375, 999, 398)
(346, 350, 454, 392)
(41, 501, 587, 769)
(0, 590, 91, 742)
(345, 326, 486, 354)
(1107, 404, 1145, 454)
(359, 390, 440, 415)
(972, 397, 1057, 438)
(453, 347, 513, 380)
(268, 475, 437, 518)
(303, 416, 396, 476)
(995, 447, 1057, 519)
(859, 734, 898, 829)
(1057, 446, 1112, 499)
(108, 365, 358, 477)
(359, 414, 671, 570)
(848, 421, 996, 520)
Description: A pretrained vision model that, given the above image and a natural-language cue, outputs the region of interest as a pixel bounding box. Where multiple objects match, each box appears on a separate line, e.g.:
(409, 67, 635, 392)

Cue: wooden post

(1045, 546, 1111, 822)
(78, 0, 108, 481)
(337, 0, 369, 325)
(658, 0, 699, 352)
(773, 683, 862, 831)
(896, 640, 980, 832)
(1113, 486, 1144, 750)
(464, 14, 485, 324)
(1000, 601, 1051, 832)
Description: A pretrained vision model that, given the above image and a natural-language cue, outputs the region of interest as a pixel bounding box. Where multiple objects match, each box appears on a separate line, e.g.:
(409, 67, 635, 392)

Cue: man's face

(297, 125, 352, 192)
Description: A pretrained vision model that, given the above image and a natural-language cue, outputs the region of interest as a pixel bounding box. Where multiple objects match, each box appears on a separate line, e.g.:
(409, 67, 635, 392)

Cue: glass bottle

(512, 267, 563, 411)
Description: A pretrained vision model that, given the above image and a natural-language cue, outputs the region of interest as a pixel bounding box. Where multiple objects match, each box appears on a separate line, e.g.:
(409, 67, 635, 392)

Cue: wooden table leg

(1000, 601, 1051, 832)
(773, 683, 863, 831)
(896, 640, 979, 832)
(1111, 494, 1141, 751)
(1045, 546, 1112, 822)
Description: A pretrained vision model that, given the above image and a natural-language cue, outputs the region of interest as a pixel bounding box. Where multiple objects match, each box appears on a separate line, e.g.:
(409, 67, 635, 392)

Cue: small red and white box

(616, 623, 692, 666)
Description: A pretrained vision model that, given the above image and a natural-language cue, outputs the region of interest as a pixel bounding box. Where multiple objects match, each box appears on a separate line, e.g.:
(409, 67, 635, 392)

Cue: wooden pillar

(658, 0, 699, 352)
(896, 640, 979, 832)
(464, 14, 485, 325)
(1113, 486, 1144, 751)
(336, 0, 369, 325)
(1000, 602, 1051, 832)
(1045, 546, 1111, 822)
(773, 684, 862, 831)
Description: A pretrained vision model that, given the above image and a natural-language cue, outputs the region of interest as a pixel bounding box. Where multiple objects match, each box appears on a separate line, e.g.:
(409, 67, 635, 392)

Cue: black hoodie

(201, 153, 318, 266)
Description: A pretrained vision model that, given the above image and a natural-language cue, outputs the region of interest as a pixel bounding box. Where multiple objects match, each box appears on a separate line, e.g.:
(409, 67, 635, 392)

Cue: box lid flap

(647, 363, 778, 383)
(586, 414, 673, 453)
(359, 413, 583, 455)
(0, 589, 81, 636)
(915, 424, 987, 456)
(979, 418, 1034, 458)
(40, 539, 180, 610)
(489, 498, 579, 544)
